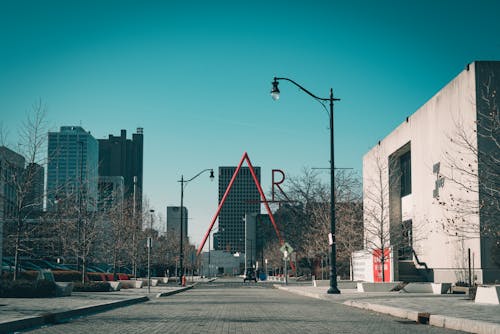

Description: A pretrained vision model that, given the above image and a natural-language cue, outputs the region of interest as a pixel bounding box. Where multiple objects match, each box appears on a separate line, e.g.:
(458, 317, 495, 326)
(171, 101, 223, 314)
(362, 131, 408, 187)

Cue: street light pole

(178, 169, 214, 284)
(78, 140, 84, 274)
(148, 209, 154, 293)
(271, 77, 341, 294)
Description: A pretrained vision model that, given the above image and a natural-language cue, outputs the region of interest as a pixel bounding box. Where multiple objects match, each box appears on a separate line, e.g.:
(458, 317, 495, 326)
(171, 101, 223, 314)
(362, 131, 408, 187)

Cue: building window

(400, 151, 411, 197)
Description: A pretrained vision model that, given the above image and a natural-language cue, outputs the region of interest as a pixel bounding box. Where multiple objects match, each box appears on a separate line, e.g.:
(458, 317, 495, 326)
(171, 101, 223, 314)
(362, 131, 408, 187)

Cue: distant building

(362, 61, 500, 284)
(98, 128, 143, 214)
(0, 146, 25, 220)
(200, 250, 244, 277)
(167, 206, 188, 242)
(0, 146, 25, 274)
(0, 147, 48, 270)
(214, 167, 261, 253)
(47, 126, 99, 211)
(98, 176, 124, 211)
(24, 163, 44, 218)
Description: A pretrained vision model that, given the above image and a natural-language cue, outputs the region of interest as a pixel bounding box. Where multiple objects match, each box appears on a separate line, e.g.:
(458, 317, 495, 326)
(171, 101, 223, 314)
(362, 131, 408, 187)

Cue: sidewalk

(0, 284, 192, 333)
(276, 285, 500, 334)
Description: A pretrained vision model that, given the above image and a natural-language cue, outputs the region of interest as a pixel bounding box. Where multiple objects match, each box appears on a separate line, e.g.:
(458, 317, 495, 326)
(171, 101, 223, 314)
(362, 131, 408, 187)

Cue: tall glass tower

(47, 126, 98, 211)
(214, 166, 261, 253)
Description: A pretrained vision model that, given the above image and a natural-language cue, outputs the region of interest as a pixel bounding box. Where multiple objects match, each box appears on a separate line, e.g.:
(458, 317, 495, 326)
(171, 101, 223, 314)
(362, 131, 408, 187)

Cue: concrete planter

(401, 282, 451, 294)
(357, 282, 400, 292)
(140, 279, 159, 287)
(55, 282, 74, 297)
(108, 282, 121, 291)
(475, 285, 500, 304)
(118, 280, 143, 289)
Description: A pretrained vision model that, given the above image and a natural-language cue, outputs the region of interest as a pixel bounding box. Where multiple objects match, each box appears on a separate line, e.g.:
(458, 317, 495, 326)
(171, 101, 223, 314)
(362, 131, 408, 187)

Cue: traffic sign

(280, 242, 294, 255)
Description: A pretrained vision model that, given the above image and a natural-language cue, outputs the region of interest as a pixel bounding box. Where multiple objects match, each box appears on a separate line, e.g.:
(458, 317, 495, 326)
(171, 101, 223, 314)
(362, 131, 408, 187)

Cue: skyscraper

(24, 163, 44, 218)
(166, 206, 188, 241)
(214, 166, 261, 253)
(47, 126, 99, 211)
(98, 176, 124, 212)
(0, 146, 25, 220)
(98, 128, 143, 213)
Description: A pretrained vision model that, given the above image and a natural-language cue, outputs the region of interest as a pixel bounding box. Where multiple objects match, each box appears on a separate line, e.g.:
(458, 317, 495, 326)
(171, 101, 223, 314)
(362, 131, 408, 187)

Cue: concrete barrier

(400, 282, 451, 294)
(119, 280, 143, 289)
(55, 282, 73, 297)
(312, 280, 358, 289)
(357, 282, 400, 292)
(475, 285, 500, 305)
(153, 277, 169, 284)
(109, 282, 121, 291)
(138, 279, 159, 287)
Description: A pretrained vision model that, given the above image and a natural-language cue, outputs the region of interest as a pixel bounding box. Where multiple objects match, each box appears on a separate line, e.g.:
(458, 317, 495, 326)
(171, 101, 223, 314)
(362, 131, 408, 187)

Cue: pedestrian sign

(280, 242, 294, 255)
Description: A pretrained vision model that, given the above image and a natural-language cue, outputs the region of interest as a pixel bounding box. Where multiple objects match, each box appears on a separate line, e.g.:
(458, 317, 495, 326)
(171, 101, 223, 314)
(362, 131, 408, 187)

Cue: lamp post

(77, 140, 84, 274)
(271, 77, 341, 294)
(148, 209, 154, 293)
(178, 169, 214, 284)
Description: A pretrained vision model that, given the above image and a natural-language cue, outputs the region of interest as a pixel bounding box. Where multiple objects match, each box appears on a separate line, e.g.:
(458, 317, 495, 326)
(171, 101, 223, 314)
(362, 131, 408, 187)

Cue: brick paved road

(25, 279, 465, 334)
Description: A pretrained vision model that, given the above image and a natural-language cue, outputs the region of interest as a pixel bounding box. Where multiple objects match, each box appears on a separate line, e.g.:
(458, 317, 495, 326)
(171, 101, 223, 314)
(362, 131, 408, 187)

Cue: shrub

(88, 273, 107, 281)
(0, 279, 57, 298)
(118, 274, 130, 280)
(52, 270, 85, 282)
(73, 281, 111, 292)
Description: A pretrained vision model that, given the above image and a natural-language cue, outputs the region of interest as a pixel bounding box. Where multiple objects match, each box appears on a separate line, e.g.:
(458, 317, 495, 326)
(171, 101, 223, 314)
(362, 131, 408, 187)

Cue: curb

(345, 300, 500, 334)
(275, 286, 500, 334)
(0, 296, 148, 334)
(156, 285, 194, 298)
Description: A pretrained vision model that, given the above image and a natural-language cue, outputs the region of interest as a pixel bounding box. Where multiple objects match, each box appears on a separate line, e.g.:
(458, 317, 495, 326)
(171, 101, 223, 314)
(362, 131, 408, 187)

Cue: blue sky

(1, 0, 499, 248)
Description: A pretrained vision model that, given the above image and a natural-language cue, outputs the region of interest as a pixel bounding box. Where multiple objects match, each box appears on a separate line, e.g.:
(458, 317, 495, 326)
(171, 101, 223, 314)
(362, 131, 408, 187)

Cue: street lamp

(270, 77, 341, 294)
(178, 169, 214, 284)
(77, 140, 84, 274)
(148, 209, 154, 293)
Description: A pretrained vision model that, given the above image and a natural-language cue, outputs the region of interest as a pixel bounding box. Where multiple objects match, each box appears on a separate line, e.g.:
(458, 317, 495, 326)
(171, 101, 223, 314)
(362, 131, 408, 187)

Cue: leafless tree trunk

(363, 149, 391, 282)
(0, 100, 47, 280)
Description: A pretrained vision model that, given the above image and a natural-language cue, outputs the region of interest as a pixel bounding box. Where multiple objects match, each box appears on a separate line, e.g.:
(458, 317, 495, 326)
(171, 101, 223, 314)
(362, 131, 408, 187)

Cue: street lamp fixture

(178, 168, 214, 284)
(270, 78, 280, 100)
(270, 76, 341, 294)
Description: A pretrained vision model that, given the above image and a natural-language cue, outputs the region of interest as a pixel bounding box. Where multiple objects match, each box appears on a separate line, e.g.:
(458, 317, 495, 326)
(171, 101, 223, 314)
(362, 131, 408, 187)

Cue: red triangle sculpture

(196, 152, 284, 256)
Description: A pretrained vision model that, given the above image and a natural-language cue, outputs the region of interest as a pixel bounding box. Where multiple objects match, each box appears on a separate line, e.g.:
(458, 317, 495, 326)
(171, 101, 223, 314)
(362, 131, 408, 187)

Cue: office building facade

(214, 166, 261, 253)
(47, 126, 99, 211)
(166, 206, 188, 241)
(98, 128, 143, 213)
(98, 176, 124, 211)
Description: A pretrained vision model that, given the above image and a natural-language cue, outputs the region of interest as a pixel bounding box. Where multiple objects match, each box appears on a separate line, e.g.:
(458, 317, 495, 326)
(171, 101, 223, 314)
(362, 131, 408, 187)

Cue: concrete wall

(363, 62, 499, 284)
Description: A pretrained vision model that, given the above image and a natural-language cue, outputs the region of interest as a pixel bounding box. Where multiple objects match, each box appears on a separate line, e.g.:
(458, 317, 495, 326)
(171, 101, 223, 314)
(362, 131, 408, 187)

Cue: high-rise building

(0, 146, 25, 220)
(47, 126, 99, 211)
(98, 176, 124, 212)
(214, 166, 261, 253)
(0, 146, 25, 274)
(98, 128, 143, 213)
(166, 206, 188, 241)
(24, 163, 44, 218)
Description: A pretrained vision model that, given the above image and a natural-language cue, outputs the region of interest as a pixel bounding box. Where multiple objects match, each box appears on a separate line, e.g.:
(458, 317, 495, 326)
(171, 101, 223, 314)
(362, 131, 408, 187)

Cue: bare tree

(0, 100, 47, 279)
(363, 148, 392, 282)
(270, 168, 363, 279)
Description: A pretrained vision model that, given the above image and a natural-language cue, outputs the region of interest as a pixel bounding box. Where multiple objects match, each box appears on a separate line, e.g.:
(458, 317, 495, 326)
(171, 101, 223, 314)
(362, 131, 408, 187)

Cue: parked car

(243, 268, 257, 283)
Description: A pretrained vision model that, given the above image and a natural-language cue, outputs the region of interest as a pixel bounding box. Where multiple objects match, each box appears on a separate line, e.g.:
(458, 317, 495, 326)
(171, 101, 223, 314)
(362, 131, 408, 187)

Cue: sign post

(280, 242, 294, 286)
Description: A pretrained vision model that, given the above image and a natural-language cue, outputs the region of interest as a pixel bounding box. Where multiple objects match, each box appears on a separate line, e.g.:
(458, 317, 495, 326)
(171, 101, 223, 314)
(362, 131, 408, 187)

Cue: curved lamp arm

(179, 168, 215, 185)
(273, 77, 340, 102)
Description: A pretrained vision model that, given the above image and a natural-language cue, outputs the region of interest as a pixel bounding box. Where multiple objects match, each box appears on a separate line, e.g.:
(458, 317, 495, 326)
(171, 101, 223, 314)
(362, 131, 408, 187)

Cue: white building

(362, 61, 499, 284)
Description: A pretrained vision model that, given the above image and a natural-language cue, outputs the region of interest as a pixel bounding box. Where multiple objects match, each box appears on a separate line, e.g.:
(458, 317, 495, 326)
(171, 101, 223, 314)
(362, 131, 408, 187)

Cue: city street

(24, 278, 465, 334)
